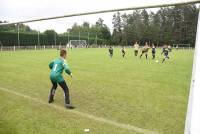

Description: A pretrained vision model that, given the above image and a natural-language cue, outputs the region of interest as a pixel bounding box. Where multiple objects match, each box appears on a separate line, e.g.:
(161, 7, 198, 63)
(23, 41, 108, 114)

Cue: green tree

(112, 12, 122, 45)
(44, 30, 57, 45)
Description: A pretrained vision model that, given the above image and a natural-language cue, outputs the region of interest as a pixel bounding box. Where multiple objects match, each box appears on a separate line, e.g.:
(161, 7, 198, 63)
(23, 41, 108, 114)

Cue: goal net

(67, 40, 87, 48)
(173, 44, 191, 49)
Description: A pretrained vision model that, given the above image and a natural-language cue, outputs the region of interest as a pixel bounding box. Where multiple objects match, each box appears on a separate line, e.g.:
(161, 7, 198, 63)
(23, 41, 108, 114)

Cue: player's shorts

(142, 50, 148, 54)
(50, 74, 64, 83)
(152, 51, 156, 54)
(164, 53, 169, 58)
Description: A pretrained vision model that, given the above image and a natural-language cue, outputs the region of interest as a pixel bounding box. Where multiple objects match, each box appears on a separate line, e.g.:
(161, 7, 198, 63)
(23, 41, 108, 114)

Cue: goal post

(184, 6, 200, 134)
(67, 40, 87, 48)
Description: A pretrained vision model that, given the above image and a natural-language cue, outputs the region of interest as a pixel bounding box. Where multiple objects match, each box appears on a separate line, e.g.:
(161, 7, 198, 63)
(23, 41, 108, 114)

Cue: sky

(0, 0, 196, 33)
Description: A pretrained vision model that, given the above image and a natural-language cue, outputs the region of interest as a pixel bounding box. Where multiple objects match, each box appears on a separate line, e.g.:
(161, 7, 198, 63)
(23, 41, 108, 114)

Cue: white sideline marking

(0, 87, 159, 134)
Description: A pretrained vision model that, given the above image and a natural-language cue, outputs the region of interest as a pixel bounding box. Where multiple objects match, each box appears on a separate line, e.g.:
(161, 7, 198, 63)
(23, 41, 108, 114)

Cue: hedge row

(0, 32, 104, 46)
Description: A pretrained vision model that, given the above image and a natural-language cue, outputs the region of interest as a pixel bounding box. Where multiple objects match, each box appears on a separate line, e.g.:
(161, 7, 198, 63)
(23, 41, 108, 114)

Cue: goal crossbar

(0, 0, 199, 26)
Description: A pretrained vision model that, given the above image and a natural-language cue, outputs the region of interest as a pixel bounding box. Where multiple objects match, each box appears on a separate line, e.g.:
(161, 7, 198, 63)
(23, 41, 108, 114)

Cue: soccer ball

(84, 129, 90, 132)
(155, 60, 159, 63)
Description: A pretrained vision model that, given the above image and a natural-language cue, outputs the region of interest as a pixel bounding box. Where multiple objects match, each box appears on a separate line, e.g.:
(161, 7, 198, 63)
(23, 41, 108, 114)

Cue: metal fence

(0, 45, 65, 51)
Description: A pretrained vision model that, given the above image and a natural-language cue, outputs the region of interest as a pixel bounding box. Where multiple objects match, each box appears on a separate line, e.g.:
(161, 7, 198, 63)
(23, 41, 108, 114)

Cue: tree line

(112, 4, 198, 46)
(0, 4, 198, 47)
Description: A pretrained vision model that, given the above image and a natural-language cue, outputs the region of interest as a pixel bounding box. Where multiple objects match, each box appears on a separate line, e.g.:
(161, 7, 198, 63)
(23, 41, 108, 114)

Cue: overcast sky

(0, 0, 195, 33)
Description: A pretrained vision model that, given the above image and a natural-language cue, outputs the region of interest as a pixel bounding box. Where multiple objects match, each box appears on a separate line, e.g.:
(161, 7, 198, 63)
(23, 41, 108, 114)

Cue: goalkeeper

(48, 49, 74, 109)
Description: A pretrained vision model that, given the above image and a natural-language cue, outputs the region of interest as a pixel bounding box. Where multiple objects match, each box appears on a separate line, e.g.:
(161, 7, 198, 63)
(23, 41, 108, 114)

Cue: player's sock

(64, 94, 74, 109)
(48, 88, 56, 103)
(145, 54, 148, 59)
(49, 81, 57, 103)
(58, 81, 74, 109)
(162, 58, 165, 63)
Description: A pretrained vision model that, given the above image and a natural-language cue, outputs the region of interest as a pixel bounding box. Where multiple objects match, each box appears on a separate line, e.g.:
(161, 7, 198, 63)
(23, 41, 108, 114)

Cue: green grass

(0, 48, 193, 134)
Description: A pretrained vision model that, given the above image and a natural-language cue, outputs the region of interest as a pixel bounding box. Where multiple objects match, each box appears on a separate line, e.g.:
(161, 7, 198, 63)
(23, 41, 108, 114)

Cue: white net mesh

(68, 40, 87, 47)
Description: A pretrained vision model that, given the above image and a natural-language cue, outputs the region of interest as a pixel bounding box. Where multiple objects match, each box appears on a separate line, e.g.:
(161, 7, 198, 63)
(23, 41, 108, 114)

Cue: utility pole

(17, 24, 20, 46)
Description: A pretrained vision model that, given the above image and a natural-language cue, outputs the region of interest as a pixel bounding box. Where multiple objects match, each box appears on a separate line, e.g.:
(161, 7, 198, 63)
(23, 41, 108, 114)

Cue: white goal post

(184, 6, 200, 134)
(0, 1, 200, 134)
(67, 40, 87, 47)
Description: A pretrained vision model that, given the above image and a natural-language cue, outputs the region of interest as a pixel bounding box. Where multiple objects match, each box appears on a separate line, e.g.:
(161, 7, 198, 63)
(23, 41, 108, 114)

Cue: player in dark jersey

(140, 42, 149, 59)
(109, 46, 113, 58)
(161, 45, 170, 63)
(151, 43, 156, 59)
(121, 47, 126, 58)
(48, 49, 74, 109)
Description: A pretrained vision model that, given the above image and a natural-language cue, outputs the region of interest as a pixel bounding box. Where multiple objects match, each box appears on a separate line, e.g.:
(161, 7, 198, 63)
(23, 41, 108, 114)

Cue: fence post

(189, 44, 191, 51)
(1, 45, 2, 52)
(14, 45, 15, 51)
(44, 45, 45, 50)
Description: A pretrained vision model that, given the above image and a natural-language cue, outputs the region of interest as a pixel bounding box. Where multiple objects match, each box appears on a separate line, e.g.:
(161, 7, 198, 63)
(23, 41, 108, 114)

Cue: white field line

(0, 87, 159, 134)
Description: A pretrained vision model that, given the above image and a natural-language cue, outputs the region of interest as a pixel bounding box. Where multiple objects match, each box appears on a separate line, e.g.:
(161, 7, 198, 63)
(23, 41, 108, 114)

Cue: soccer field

(0, 48, 194, 134)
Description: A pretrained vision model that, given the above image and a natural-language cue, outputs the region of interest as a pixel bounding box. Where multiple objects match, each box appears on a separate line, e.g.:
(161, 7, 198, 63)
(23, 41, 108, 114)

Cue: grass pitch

(0, 48, 193, 134)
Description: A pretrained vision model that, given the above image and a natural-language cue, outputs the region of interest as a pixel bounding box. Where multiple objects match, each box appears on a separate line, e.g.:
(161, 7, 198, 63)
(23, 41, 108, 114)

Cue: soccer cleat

(48, 98, 54, 103)
(65, 104, 75, 109)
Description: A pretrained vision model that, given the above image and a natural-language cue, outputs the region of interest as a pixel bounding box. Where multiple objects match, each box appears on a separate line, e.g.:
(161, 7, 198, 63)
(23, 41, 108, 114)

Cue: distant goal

(172, 44, 191, 50)
(67, 40, 87, 48)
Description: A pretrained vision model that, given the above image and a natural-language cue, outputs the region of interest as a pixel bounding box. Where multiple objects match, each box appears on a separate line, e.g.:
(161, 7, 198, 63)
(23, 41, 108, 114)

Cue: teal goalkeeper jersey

(49, 58, 71, 83)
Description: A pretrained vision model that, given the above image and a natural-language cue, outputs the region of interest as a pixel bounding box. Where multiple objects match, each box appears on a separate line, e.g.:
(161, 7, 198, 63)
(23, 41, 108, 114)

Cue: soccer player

(121, 46, 126, 58)
(48, 49, 74, 109)
(134, 42, 139, 56)
(168, 45, 172, 52)
(109, 46, 113, 58)
(140, 42, 149, 59)
(161, 44, 170, 63)
(151, 43, 156, 59)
